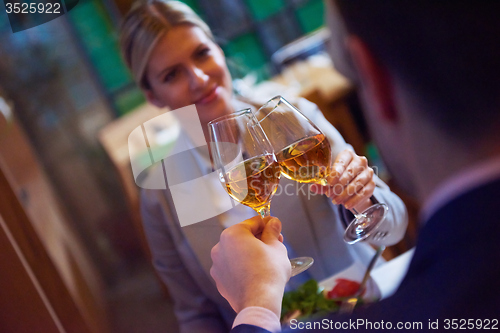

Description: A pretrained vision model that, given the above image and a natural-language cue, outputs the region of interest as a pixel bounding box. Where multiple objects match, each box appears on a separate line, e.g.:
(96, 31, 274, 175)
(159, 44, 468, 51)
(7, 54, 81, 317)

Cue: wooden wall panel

(0, 215, 61, 333)
(0, 116, 109, 333)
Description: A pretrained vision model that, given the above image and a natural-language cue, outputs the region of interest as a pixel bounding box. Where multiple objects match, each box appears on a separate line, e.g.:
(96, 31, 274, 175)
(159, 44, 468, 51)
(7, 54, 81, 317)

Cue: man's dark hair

(335, 0, 500, 142)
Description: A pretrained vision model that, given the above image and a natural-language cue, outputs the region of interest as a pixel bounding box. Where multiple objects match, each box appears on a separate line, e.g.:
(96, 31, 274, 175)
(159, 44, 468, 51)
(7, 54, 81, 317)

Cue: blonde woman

(120, 1, 407, 332)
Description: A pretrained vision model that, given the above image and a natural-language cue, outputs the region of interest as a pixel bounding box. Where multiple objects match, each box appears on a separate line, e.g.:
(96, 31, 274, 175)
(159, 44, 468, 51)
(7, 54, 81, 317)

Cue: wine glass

(254, 96, 388, 244)
(208, 109, 314, 276)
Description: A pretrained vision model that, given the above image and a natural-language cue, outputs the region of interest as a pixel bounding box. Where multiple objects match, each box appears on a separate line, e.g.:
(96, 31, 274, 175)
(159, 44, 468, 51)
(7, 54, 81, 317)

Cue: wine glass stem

(256, 204, 271, 218)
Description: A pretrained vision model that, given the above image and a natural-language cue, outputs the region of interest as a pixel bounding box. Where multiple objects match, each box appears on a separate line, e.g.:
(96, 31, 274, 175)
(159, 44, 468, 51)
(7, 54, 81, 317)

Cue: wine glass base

(290, 257, 314, 276)
(344, 203, 388, 244)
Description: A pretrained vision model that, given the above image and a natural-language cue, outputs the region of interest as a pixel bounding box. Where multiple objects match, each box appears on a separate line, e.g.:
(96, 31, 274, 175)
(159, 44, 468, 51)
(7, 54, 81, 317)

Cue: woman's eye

(163, 70, 177, 83)
(197, 48, 210, 58)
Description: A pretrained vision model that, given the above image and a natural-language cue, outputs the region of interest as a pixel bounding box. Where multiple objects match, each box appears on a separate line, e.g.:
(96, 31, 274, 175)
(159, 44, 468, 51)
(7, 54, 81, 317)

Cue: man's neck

(413, 135, 500, 205)
(420, 153, 500, 223)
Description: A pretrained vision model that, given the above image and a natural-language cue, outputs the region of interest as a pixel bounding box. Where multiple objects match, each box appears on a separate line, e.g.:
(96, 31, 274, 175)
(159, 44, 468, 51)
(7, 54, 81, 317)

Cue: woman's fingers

(333, 166, 373, 204)
(343, 177, 376, 210)
(327, 150, 374, 208)
(309, 149, 375, 209)
(328, 149, 354, 185)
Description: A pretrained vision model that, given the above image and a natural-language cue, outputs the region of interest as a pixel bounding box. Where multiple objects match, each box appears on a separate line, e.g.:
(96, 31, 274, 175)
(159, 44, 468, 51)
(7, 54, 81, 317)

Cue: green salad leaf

(281, 279, 340, 321)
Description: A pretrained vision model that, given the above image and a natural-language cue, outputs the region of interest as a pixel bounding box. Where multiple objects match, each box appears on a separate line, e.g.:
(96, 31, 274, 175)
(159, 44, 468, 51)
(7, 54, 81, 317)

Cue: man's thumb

(261, 217, 282, 243)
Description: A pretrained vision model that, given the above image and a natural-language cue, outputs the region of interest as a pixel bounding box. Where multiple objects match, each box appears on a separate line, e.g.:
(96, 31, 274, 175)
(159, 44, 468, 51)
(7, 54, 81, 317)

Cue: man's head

(334, 0, 500, 198)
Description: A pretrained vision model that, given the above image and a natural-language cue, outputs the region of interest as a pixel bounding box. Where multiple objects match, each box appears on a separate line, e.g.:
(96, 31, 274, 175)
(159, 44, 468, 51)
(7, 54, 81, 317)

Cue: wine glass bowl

(276, 134, 331, 186)
(209, 109, 280, 218)
(254, 96, 389, 245)
(223, 153, 280, 215)
(254, 96, 332, 186)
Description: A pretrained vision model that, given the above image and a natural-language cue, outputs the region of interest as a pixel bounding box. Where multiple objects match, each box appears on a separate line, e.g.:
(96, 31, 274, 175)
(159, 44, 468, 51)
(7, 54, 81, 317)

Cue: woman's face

(144, 25, 233, 125)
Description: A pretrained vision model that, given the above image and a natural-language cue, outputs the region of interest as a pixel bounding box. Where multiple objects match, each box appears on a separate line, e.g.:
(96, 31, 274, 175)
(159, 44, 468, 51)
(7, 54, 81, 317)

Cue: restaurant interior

(0, 0, 420, 332)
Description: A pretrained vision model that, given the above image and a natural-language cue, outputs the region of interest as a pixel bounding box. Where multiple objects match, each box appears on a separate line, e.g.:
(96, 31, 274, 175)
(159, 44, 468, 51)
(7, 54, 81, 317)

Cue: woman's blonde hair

(120, 0, 213, 89)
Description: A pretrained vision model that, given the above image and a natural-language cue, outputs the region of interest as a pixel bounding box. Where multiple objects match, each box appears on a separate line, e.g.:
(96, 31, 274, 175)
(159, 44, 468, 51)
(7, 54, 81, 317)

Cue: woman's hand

(311, 149, 375, 211)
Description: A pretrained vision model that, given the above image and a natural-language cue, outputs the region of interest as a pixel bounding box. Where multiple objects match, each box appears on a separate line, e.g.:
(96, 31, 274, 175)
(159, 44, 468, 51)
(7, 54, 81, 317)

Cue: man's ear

(347, 36, 398, 123)
(144, 89, 165, 108)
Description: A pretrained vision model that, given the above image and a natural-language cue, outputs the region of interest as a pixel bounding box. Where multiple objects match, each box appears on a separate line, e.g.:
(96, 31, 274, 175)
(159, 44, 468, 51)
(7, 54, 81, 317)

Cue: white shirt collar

(421, 155, 500, 223)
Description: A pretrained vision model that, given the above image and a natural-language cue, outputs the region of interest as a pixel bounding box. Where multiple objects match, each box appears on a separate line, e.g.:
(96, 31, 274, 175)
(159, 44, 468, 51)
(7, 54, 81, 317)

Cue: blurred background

(0, 0, 418, 332)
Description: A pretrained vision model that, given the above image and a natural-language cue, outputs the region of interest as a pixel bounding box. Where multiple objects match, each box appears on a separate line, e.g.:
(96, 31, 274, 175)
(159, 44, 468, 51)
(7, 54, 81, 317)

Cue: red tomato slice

(327, 278, 361, 299)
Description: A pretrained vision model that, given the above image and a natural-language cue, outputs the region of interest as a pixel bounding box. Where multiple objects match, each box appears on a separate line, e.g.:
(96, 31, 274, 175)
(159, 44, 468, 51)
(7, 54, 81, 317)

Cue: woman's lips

(196, 86, 219, 105)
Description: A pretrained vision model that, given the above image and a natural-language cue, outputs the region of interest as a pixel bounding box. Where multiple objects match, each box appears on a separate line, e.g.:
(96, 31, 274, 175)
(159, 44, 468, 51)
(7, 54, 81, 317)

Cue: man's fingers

(210, 265, 218, 282)
(261, 217, 283, 244)
(211, 243, 219, 261)
(210, 266, 229, 305)
(210, 248, 223, 290)
(221, 216, 265, 242)
(240, 215, 266, 234)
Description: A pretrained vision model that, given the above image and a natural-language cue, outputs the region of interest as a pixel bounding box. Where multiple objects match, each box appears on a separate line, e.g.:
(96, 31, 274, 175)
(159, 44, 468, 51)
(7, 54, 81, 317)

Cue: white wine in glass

(255, 96, 388, 244)
(209, 109, 314, 276)
(276, 133, 331, 185)
(224, 154, 280, 216)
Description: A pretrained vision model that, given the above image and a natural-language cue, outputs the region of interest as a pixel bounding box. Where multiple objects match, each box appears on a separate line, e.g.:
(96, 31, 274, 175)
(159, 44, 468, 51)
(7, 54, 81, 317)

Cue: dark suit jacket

(233, 177, 500, 332)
